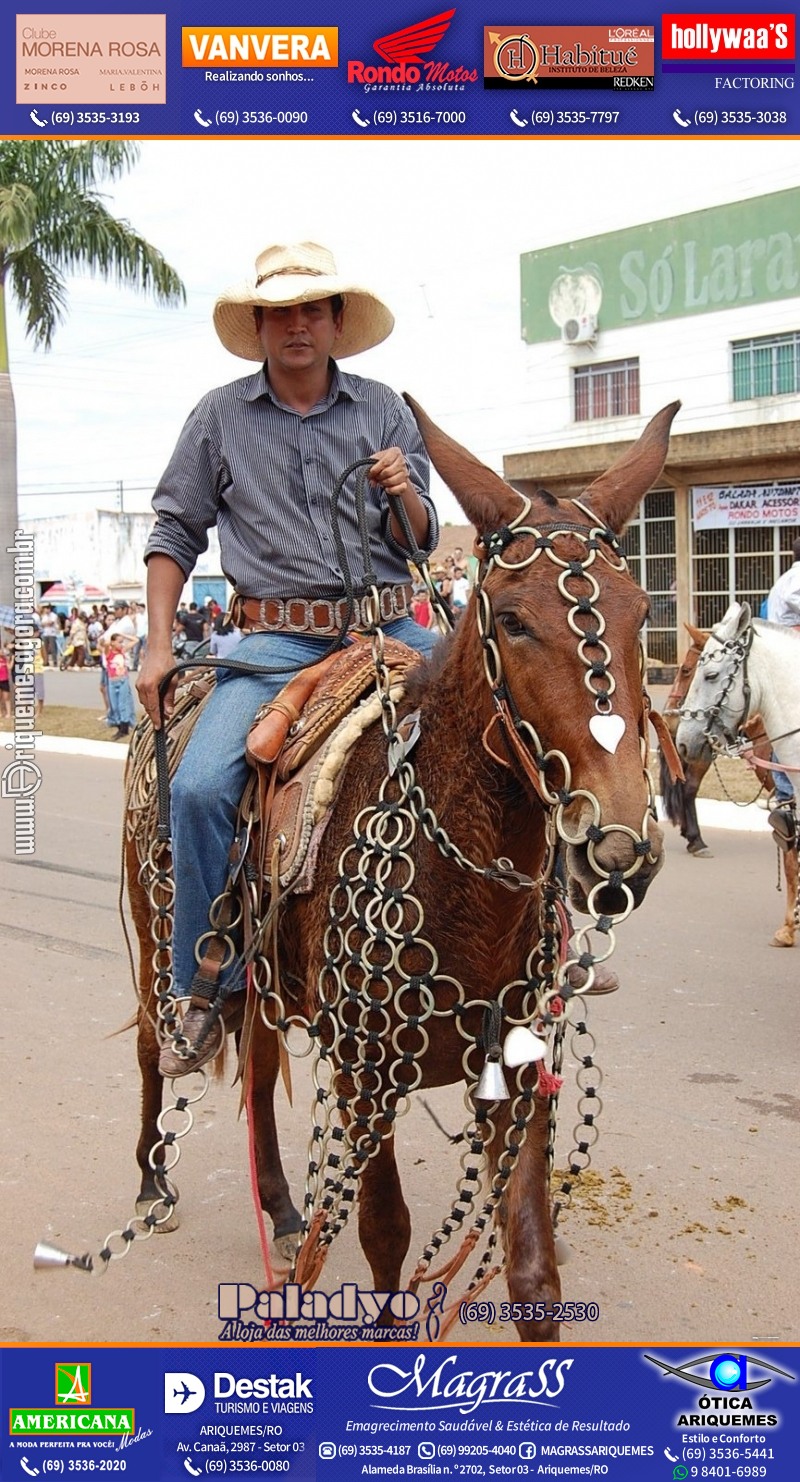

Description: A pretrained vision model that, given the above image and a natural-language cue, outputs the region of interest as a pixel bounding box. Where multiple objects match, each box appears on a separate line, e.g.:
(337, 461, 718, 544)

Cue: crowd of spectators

(410, 546, 478, 628)
(35, 598, 149, 671)
(174, 597, 244, 661)
(0, 631, 46, 720)
(0, 596, 151, 740)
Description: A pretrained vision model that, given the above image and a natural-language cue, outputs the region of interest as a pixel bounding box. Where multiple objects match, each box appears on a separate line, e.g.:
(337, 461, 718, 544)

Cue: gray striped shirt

(144, 362, 438, 597)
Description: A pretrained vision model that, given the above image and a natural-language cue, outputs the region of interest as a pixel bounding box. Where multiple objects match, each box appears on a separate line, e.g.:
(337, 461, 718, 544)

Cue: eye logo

(644, 1352, 795, 1393)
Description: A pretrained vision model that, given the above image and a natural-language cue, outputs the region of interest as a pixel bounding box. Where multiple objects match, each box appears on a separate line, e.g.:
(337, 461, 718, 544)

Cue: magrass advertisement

(0, 2, 798, 1479)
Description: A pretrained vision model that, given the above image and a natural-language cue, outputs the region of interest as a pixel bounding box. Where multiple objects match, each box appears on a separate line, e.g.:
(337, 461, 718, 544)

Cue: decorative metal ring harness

(679, 622, 754, 753)
(245, 487, 659, 1316)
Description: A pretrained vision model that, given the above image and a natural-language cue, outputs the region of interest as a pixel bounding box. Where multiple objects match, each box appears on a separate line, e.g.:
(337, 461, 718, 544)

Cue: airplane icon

(171, 1382, 198, 1406)
(164, 1372, 205, 1413)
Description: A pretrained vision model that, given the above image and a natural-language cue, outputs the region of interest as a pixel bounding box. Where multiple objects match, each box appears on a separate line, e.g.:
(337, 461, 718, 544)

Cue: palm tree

(0, 141, 185, 604)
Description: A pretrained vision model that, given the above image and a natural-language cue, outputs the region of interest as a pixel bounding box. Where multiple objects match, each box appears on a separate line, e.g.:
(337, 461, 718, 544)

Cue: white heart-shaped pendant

(503, 1025, 548, 1068)
(588, 713, 626, 754)
(554, 1232, 572, 1266)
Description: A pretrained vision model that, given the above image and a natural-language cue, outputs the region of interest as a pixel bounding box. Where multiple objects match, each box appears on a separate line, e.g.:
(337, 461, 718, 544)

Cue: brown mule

(126, 400, 680, 1338)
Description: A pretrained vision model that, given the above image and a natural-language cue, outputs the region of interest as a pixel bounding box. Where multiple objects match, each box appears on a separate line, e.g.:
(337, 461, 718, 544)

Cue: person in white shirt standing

(767, 538, 800, 626)
(39, 605, 59, 668)
(130, 601, 148, 671)
(99, 601, 138, 733)
(764, 538, 800, 821)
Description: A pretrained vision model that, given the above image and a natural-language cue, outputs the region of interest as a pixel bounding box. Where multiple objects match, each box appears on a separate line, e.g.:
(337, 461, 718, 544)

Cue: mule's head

(405, 395, 681, 918)
(675, 601, 753, 761)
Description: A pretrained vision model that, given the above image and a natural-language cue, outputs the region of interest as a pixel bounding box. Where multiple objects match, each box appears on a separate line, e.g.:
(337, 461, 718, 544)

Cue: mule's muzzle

(565, 817, 664, 916)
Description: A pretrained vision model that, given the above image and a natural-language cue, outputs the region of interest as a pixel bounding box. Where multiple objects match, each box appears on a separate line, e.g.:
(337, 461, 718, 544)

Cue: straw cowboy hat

(213, 241, 395, 361)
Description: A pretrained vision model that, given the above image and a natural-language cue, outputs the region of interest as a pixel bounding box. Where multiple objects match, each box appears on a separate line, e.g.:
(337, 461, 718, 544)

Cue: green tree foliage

(0, 142, 185, 601)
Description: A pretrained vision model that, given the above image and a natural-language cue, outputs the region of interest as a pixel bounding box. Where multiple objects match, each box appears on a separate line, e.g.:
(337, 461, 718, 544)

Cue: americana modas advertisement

(0, 1, 798, 1478)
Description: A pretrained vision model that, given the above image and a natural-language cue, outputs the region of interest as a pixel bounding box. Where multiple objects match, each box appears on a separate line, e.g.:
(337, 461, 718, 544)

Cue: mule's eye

(499, 612, 527, 637)
(704, 669, 719, 682)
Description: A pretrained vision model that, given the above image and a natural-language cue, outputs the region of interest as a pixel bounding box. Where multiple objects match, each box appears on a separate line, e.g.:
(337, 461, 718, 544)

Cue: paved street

(41, 664, 144, 712)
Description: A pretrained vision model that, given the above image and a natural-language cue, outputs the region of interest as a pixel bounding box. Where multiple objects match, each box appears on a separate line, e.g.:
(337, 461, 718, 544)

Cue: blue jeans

(772, 754, 794, 803)
(108, 675, 137, 728)
(171, 619, 439, 997)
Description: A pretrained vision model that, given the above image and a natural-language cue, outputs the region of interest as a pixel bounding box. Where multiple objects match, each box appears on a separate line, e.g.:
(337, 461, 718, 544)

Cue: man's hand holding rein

(370, 445, 431, 551)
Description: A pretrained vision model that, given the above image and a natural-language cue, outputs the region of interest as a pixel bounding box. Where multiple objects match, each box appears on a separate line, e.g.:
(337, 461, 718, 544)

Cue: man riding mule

(137, 241, 619, 1080)
(125, 394, 679, 1340)
(137, 242, 441, 1075)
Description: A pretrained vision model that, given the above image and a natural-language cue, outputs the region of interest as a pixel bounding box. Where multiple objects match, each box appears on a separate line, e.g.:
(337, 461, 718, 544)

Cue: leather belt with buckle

(234, 585, 413, 636)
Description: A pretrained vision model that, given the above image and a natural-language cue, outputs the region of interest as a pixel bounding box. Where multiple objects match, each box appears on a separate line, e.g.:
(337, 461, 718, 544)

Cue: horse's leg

(683, 795, 711, 855)
(682, 764, 713, 856)
(771, 843, 798, 947)
(491, 1093, 561, 1342)
(658, 751, 712, 857)
(249, 1017, 303, 1260)
(358, 1133, 412, 1295)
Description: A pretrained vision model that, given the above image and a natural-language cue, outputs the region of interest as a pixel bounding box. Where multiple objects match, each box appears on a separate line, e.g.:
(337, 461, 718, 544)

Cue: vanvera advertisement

(0, 1, 798, 1478)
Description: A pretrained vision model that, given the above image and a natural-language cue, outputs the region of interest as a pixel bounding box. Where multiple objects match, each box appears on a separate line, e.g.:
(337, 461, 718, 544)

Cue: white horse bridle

(680, 622, 754, 752)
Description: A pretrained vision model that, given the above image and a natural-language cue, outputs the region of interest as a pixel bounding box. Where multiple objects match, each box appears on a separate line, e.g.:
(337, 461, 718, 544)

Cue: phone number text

(683, 110, 788, 126)
(52, 112, 141, 124)
(368, 110, 468, 126)
(527, 110, 621, 126)
(459, 1300, 599, 1323)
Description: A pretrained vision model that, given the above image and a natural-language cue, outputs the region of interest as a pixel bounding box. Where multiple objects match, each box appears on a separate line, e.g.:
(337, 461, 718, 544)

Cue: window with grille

(620, 488, 676, 665)
(732, 333, 800, 400)
(691, 519, 800, 630)
(573, 359, 640, 421)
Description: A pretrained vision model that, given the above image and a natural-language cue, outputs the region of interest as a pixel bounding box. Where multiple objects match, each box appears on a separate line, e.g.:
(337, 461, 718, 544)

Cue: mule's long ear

(583, 401, 681, 534)
(685, 621, 711, 648)
(404, 393, 521, 531)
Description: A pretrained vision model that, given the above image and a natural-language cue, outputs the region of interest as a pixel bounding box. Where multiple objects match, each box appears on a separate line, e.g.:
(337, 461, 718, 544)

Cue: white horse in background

(675, 602, 800, 806)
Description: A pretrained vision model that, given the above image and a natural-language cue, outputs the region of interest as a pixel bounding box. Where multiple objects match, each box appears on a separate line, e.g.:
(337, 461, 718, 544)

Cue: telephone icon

(510, 109, 528, 128)
(664, 1450, 679, 1463)
(194, 109, 212, 128)
(183, 1462, 202, 1477)
(21, 1460, 41, 1477)
(29, 109, 47, 128)
(673, 108, 691, 128)
(352, 109, 370, 128)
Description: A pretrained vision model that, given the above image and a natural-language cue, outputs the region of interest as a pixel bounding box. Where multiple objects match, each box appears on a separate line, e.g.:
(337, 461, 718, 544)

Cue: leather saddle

(244, 636, 422, 893)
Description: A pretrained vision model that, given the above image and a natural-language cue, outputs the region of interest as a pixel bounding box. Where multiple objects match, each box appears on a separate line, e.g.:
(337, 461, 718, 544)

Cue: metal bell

(33, 1241, 92, 1272)
(475, 1049, 510, 1101)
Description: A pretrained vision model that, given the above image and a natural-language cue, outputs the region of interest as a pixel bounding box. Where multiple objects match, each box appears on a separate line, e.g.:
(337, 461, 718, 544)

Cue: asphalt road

(1, 748, 798, 1349)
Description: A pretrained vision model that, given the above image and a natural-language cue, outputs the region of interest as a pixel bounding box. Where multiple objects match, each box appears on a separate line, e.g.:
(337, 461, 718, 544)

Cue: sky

(9, 136, 800, 528)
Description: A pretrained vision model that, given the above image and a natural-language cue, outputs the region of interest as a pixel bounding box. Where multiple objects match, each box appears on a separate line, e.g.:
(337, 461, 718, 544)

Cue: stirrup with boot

(768, 802, 796, 852)
(565, 946, 620, 995)
(158, 994, 240, 1078)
